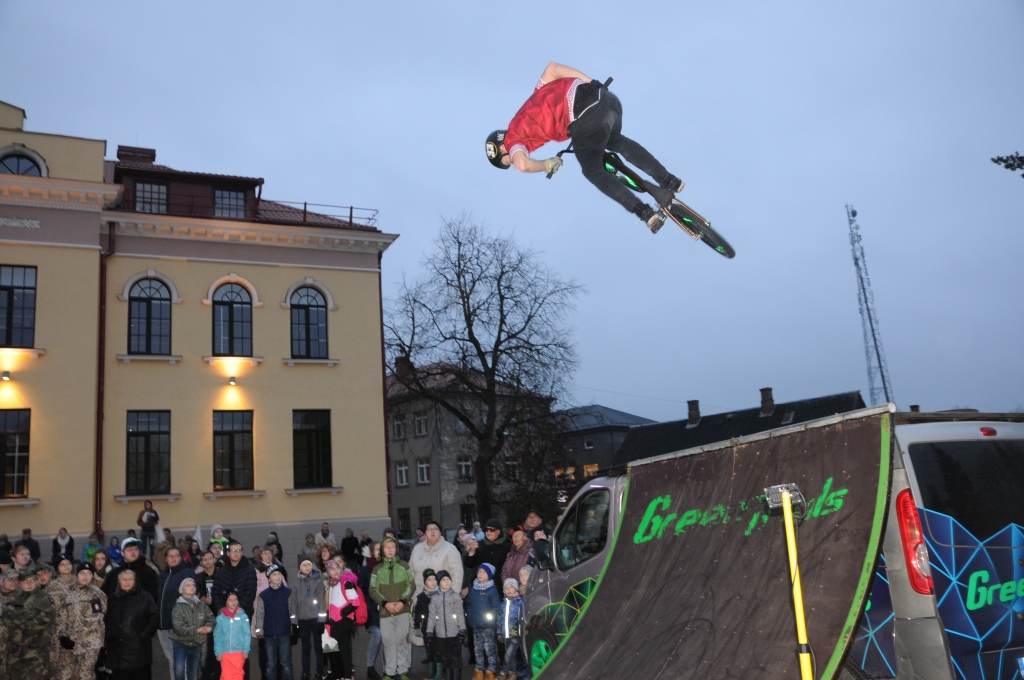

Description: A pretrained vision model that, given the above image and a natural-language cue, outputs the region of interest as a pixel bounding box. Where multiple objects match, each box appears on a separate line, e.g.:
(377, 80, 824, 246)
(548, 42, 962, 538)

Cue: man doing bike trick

(486, 62, 684, 233)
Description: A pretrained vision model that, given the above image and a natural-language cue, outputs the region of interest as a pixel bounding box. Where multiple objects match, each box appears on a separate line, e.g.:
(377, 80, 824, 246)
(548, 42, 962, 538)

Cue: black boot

(367, 667, 382, 680)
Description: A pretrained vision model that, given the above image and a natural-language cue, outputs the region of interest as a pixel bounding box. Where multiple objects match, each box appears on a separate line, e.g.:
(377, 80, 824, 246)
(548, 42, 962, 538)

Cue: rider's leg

(603, 92, 683, 191)
(571, 107, 650, 218)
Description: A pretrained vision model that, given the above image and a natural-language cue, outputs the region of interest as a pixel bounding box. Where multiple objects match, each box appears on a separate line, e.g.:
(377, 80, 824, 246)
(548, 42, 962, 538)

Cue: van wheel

(525, 616, 558, 677)
(838, 653, 871, 680)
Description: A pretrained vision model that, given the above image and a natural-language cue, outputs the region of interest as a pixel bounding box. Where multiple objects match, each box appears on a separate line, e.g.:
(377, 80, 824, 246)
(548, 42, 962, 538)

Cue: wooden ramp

(536, 405, 894, 679)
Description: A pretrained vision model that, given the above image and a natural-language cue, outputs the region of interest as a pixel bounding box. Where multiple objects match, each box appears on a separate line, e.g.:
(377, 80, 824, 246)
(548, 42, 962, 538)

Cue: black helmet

(486, 130, 510, 170)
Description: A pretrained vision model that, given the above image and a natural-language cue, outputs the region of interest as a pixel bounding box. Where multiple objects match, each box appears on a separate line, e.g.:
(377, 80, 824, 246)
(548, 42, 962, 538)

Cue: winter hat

(518, 565, 534, 578)
(325, 559, 343, 572)
(422, 568, 437, 583)
(478, 562, 495, 580)
(178, 577, 196, 594)
(56, 556, 73, 570)
(503, 578, 519, 593)
(2, 567, 19, 581)
(77, 562, 95, 575)
(436, 570, 451, 584)
(265, 564, 281, 578)
(35, 563, 54, 575)
(484, 518, 504, 532)
(299, 559, 314, 571)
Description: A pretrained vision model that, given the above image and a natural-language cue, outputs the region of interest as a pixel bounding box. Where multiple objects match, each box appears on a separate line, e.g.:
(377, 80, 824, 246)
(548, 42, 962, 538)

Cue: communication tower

(846, 205, 893, 405)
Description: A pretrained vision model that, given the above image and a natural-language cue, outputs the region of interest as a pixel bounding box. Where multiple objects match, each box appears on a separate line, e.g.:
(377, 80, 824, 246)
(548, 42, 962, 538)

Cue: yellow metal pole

(782, 490, 815, 680)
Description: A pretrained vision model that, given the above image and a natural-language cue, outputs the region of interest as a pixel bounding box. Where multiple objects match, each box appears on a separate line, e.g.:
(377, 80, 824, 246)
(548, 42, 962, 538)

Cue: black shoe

(367, 667, 382, 680)
(660, 175, 685, 193)
(640, 206, 666, 234)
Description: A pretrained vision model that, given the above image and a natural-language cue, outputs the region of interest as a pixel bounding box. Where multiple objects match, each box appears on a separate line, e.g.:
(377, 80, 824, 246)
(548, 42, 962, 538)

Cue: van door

(905, 437, 1024, 679)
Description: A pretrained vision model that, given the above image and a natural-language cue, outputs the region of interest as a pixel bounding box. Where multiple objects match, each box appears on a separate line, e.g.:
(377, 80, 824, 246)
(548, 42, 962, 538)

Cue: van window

(555, 488, 611, 570)
(909, 439, 1024, 543)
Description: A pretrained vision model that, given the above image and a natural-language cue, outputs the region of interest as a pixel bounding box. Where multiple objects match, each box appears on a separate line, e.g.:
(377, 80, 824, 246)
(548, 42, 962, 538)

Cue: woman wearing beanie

(170, 577, 215, 680)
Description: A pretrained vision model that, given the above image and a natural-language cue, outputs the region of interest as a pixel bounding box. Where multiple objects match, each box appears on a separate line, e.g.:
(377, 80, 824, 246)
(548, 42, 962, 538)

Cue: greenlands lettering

(966, 570, 1024, 611)
(633, 477, 849, 545)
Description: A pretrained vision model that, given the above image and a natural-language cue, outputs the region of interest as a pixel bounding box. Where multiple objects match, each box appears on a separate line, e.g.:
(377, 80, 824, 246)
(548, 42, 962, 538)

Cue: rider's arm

(539, 62, 592, 85)
(510, 149, 549, 173)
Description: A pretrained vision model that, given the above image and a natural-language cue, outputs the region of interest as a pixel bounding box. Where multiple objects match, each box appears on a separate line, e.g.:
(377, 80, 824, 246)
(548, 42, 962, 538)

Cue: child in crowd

(499, 579, 524, 680)
(253, 565, 296, 680)
(517, 566, 532, 597)
(326, 560, 368, 680)
(170, 577, 215, 680)
(107, 536, 122, 565)
(415, 569, 443, 680)
(466, 563, 500, 680)
(208, 525, 230, 552)
(289, 559, 326, 680)
(214, 591, 251, 680)
(369, 535, 414, 680)
(427, 570, 466, 680)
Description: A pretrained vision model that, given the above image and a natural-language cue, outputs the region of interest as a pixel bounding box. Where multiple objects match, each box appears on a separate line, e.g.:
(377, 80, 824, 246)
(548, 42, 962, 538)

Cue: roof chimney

(394, 356, 413, 380)
(687, 400, 700, 427)
(116, 145, 157, 164)
(909, 405, 920, 412)
(759, 387, 775, 417)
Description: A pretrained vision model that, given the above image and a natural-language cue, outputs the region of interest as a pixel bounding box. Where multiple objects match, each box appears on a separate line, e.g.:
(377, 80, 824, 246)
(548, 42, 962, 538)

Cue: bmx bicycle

(547, 79, 736, 259)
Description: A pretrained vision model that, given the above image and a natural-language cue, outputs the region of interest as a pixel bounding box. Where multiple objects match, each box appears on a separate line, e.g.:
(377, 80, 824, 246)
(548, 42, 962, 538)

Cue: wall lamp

(228, 376, 236, 386)
(1, 371, 9, 381)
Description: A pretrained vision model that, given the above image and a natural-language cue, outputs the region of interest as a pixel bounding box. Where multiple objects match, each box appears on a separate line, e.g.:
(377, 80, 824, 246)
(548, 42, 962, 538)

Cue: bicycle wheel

(668, 202, 736, 259)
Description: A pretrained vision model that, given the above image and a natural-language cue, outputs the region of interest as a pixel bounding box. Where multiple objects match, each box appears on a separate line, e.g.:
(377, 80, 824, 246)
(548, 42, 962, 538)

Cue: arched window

(128, 279, 171, 355)
(212, 283, 252, 356)
(0, 154, 41, 176)
(290, 286, 327, 358)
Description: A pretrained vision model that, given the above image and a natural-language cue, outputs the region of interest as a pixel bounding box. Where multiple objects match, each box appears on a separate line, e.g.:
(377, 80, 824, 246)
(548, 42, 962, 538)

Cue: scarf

(221, 607, 239, 617)
(473, 578, 494, 591)
(57, 535, 71, 549)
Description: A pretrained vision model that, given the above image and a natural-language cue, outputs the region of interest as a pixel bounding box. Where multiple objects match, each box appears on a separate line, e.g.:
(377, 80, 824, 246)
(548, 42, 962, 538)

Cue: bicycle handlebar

(545, 77, 613, 179)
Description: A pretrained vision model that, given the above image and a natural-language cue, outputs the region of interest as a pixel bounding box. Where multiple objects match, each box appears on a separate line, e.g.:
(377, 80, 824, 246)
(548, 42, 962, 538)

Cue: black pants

(568, 82, 674, 217)
(298, 619, 325, 675)
(330, 618, 356, 679)
(203, 632, 220, 679)
(438, 636, 462, 670)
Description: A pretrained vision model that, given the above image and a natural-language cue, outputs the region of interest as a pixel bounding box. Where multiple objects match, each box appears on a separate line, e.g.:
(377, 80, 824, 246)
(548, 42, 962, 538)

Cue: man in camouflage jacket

(1, 567, 56, 680)
(51, 564, 107, 680)
(0, 567, 22, 680)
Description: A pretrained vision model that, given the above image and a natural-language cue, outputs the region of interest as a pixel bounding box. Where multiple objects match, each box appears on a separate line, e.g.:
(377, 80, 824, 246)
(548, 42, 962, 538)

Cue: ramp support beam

(783, 490, 815, 680)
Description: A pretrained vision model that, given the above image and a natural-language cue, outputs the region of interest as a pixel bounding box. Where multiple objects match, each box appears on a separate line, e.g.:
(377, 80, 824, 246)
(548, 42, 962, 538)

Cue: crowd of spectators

(0, 508, 551, 680)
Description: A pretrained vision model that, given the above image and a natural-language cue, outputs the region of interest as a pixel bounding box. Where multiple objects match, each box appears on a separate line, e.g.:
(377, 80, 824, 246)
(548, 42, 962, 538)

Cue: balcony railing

(115, 188, 378, 229)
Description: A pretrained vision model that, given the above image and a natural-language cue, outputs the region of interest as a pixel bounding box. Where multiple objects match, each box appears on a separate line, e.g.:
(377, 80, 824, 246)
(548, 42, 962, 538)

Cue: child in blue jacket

(499, 579, 525, 680)
(213, 591, 251, 680)
(466, 563, 500, 678)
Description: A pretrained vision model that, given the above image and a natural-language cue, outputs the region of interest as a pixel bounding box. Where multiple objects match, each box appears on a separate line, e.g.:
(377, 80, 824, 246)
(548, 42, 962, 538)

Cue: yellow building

(0, 101, 398, 557)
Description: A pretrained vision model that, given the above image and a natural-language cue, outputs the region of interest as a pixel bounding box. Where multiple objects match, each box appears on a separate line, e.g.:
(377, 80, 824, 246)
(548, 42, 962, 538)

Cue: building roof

(559, 404, 656, 433)
(612, 390, 866, 466)
(386, 361, 521, 402)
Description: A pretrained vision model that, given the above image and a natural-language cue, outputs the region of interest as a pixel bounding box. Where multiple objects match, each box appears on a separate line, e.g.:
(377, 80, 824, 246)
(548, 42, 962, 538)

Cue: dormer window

(0, 154, 41, 176)
(214, 189, 245, 218)
(135, 182, 168, 214)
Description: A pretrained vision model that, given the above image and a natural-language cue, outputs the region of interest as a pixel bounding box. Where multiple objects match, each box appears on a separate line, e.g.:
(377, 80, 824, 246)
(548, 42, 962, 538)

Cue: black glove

(340, 603, 357, 617)
(59, 636, 75, 650)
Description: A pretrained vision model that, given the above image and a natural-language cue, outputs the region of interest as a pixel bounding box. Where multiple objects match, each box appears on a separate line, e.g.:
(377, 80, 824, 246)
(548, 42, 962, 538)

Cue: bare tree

(385, 216, 582, 521)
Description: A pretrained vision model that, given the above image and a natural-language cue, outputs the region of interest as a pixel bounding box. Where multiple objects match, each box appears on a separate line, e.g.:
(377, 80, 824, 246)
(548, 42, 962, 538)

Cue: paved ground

(150, 633, 479, 680)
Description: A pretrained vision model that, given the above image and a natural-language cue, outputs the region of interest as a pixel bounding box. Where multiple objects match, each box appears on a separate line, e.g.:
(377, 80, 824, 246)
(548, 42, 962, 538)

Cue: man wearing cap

(102, 537, 159, 604)
(52, 563, 107, 680)
(2, 567, 56, 679)
(370, 536, 414, 680)
(409, 521, 464, 602)
(156, 547, 193, 678)
(473, 520, 512, 584)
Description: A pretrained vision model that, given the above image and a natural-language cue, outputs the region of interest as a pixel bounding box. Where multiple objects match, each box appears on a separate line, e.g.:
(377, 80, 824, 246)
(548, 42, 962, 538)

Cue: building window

(583, 463, 599, 478)
(418, 506, 433, 530)
(293, 410, 331, 489)
(128, 279, 171, 355)
(460, 504, 476, 528)
(397, 508, 411, 535)
(556, 467, 576, 483)
(457, 456, 473, 482)
(417, 458, 431, 485)
(212, 283, 252, 356)
(0, 409, 30, 498)
(213, 411, 253, 491)
(414, 411, 428, 437)
(134, 182, 168, 214)
(395, 461, 409, 487)
(584, 439, 595, 450)
(126, 411, 170, 495)
(0, 154, 41, 176)
(214, 189, 246, 218)
(290, 287, 327, 359)
(0, 266, 36, 348)
(392, 415, 406, 440)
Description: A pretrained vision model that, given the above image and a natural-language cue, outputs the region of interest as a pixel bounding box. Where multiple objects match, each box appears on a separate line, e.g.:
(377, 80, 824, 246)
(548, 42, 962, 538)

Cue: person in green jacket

(2, 567, 56, 680)
(169, 578, 215, 680)
(370, 536, 413, 680)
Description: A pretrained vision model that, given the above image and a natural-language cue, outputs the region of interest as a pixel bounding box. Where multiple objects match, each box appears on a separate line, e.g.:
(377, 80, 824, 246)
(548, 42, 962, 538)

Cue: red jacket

(504, 77, 579, 159)
(327, 572, 368, 633)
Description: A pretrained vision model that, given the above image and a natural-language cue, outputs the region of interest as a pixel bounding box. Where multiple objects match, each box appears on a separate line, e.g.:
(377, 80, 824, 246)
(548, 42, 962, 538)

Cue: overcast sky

(2, 1, 1021, 421)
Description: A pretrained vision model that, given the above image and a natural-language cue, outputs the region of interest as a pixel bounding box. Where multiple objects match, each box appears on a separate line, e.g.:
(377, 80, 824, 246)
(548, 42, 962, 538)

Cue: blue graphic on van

(849, 554, 897, 677)
(921, 508, 1024, 680)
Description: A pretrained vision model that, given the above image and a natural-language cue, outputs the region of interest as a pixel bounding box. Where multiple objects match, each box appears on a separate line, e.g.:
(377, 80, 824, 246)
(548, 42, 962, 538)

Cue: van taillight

(896, 489, 933, 595)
